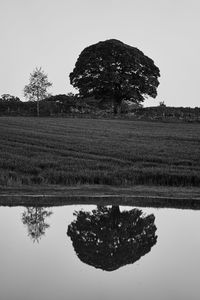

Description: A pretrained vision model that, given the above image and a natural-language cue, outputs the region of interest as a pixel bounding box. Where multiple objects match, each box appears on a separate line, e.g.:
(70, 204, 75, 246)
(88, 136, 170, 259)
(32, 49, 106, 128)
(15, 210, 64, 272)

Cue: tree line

(0, 92, 79, 116)
(1, 92, 200, 122)
(0, 92, 119, 116)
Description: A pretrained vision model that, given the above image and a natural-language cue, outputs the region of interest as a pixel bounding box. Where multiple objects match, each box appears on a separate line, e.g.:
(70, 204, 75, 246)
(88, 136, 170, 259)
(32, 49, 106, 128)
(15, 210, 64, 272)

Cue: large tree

(67, 206, 157, 271)
(24, 67, 52, 117)
(70, 39, 160, 114)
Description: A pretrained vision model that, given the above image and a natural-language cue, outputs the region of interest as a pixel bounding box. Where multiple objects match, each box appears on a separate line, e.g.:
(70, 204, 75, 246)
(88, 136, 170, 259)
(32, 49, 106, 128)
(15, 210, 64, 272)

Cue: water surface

(0, 204, 199, 300)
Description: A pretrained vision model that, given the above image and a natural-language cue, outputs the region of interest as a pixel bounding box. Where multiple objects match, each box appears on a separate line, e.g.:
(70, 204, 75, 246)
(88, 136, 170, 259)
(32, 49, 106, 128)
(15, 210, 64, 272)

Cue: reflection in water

(67, 205, 157, 271)
(22, 207, 52, 243)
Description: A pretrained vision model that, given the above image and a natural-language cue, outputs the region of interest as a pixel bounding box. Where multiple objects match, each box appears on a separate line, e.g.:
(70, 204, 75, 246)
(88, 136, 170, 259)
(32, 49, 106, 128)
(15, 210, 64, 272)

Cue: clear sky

(1, 0, 200, 107)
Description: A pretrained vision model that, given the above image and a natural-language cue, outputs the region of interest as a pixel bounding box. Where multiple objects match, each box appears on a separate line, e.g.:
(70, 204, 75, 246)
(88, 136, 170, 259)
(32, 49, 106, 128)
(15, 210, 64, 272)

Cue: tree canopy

(67, 206, 157, 271)
(22, 207, 52, 243)
(70, 39, 160, 114)
(24, 67, 52, 117)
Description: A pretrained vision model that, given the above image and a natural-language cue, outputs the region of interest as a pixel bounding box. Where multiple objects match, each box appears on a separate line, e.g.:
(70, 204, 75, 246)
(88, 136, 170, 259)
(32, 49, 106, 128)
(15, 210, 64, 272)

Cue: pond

(0, 201, 199, 300)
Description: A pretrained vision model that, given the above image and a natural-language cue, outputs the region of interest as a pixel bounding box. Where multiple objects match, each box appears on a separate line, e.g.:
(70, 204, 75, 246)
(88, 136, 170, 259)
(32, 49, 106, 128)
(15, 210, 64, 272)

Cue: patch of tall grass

(0, 117, 200, 187)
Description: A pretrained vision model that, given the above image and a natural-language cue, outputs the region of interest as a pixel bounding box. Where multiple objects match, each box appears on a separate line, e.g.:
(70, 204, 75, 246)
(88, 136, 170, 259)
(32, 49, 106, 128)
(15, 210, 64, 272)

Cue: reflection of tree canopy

(67, 206, 157, 271)
(22, 207, 52, 243)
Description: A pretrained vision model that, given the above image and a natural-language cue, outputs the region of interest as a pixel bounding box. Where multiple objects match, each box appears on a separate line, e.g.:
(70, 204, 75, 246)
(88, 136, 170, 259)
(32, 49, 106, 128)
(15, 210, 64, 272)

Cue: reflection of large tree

(22, 207, 52, 243)
(67, 206, 157, 271)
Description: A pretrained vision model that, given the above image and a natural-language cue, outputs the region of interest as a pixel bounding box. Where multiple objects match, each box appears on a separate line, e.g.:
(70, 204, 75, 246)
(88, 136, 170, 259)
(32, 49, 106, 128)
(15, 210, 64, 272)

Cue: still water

(0, 203, 199, 300)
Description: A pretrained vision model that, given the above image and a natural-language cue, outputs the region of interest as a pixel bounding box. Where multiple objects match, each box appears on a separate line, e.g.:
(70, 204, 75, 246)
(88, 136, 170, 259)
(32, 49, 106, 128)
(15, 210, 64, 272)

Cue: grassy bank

(1, 185, 200, 209)
(0, 116, 200, 188)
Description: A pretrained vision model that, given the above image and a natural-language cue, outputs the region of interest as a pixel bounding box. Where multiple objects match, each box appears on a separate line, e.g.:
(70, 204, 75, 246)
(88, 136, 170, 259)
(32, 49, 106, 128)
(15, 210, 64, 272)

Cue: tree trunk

(37, 100, 40, 117)
(110, 206, 121, 229)
(113, 83, 122, 115)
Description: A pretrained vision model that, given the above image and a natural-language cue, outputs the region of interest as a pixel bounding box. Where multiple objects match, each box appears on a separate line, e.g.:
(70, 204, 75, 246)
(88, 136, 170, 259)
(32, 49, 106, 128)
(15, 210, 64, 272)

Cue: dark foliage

(70, 39, 160, 113)
(133, 106, 200, 122)
(0, 94, 22, 115)
(67, 206, 157, 271)
(0, 93, 78, 116)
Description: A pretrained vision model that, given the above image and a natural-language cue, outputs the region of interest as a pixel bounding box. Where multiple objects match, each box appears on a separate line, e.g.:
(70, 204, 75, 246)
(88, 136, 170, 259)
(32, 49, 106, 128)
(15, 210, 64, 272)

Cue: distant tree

(0, 94, 21, 114)
(67, 206, 157, 271)
(24, 67, 52, 117)
(1, 94, 20, 102)
(70, 39, 160, 114)
(159, 101, 166, 107)
(22, 207, 52, 243)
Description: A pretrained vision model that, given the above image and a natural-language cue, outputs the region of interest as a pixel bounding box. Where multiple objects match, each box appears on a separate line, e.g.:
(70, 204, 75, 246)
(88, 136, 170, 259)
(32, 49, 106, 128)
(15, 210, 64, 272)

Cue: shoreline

(1, 184, 200, 196)
(1, 185, 200, 209)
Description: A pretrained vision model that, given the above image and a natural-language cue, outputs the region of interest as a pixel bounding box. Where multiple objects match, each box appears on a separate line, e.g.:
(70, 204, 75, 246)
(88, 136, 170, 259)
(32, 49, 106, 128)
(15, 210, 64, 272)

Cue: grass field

(0, 116, 200, 188)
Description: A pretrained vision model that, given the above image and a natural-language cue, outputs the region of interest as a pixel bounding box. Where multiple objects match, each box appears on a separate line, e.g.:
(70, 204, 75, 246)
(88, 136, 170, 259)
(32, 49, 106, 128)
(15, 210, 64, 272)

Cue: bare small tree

(24, 67, 52, 117)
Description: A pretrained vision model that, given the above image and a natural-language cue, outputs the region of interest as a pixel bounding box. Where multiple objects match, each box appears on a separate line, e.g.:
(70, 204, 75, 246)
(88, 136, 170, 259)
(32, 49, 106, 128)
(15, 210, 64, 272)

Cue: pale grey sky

(1, 0, 200, 107)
